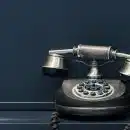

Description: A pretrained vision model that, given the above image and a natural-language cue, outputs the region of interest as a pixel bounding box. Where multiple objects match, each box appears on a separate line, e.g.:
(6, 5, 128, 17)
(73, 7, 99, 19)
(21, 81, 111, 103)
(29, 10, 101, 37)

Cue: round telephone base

(55, 79, 130, 117)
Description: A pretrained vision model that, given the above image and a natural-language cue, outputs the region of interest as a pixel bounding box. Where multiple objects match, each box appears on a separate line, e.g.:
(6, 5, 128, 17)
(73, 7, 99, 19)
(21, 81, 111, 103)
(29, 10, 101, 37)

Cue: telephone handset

(43, 44, 130, 116)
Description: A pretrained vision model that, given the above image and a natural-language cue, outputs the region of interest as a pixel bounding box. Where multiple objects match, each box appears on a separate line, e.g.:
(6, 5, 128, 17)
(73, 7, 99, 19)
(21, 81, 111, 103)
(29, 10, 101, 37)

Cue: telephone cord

(49, 112, 60, 130)
(49, 113, 130, 130)
(123, 124, 130, 130)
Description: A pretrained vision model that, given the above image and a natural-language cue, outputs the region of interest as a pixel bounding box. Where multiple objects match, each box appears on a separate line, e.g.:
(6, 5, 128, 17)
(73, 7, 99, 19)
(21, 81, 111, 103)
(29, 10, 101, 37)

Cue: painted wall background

(0, 0, 130, 110)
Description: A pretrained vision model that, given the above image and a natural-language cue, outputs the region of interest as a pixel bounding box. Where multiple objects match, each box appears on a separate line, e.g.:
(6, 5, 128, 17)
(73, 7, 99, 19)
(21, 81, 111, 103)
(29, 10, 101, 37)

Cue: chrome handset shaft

(116, 52, 130, 59)
(49, 49, 73, 55)
(48, 45, 130, 60)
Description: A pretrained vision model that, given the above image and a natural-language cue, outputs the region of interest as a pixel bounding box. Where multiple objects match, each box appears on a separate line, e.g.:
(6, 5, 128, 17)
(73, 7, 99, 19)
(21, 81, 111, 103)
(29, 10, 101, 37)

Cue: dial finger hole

(83, 91, 89, 95)
(77, 85, 83, 89)
(90, 92, 96, 96)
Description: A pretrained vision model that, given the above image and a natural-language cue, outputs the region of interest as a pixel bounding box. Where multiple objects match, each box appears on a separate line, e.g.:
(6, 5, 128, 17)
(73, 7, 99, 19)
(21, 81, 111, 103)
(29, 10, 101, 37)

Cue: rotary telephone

(42, 44, 130, 117)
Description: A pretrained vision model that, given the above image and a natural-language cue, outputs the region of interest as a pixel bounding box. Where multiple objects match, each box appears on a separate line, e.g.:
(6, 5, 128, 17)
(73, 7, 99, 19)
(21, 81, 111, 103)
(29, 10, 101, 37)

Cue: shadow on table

(60, 114, 129, 122)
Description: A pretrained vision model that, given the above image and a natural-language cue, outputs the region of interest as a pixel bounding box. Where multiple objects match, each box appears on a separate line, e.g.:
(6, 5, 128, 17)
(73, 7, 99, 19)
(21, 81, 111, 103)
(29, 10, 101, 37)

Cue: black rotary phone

(42, 44, 130, 117)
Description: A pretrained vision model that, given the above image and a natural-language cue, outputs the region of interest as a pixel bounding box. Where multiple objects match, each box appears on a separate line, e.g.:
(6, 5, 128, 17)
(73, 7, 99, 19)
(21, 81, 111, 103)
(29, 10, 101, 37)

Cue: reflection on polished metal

(48, 44, 130, 60)
(119, 59, 130, 76)
(87, 60, 102, 79)
(49, 45, 113, 60)
(42, 54, 68, 77)
(49, 49, 73, 55)
(43, 54, 68, 70)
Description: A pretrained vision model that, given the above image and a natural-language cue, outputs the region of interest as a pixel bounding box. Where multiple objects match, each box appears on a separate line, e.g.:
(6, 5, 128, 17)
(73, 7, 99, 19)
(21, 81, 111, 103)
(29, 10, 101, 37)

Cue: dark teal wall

(0, 0, 130, 110)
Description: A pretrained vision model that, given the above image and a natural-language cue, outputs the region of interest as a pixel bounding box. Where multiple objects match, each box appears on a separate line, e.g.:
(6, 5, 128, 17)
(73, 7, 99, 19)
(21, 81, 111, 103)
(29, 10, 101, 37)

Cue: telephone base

(56, 105, 129, 116)
(55, 79, 130, 116)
